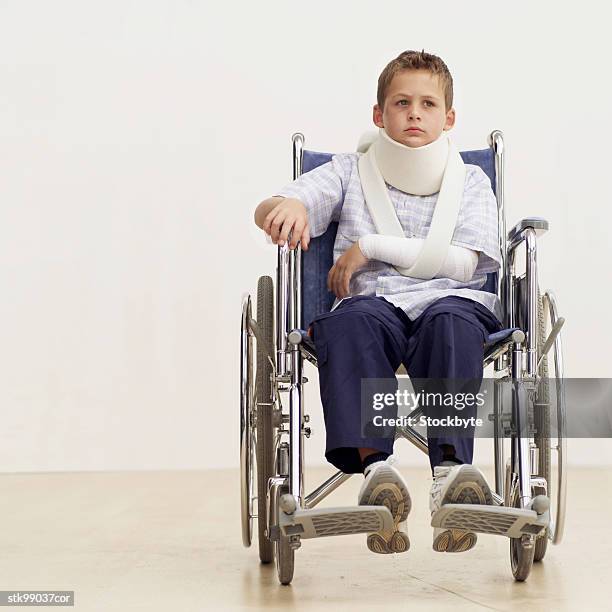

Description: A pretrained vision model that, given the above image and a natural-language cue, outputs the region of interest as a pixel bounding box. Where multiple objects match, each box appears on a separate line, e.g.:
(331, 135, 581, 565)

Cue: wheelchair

(240, 130, 567, 584)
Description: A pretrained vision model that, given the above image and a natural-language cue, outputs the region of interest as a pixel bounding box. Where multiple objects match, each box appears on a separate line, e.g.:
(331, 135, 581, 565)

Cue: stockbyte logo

(370, 414, 484, 429)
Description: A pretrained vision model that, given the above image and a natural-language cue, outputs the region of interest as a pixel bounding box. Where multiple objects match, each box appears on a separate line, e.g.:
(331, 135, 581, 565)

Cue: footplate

(278, 505, 394, 539)
(431, 503, 549, 539)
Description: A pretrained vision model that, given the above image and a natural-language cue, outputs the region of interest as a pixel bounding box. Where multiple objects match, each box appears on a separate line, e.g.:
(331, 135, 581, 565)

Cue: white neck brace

(357, 127, 466, 279)
(373, 128, 449, 196)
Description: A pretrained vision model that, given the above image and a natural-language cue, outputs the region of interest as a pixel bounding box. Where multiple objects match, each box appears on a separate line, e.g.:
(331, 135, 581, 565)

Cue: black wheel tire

(509, 486, 536, 581)
(256, 276, 275, 564)
(275, 485, 295, 585)
(534, 289, 550, 562)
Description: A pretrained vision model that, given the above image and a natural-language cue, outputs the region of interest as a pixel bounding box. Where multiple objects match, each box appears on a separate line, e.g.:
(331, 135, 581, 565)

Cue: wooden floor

(0, 465, 609, 611)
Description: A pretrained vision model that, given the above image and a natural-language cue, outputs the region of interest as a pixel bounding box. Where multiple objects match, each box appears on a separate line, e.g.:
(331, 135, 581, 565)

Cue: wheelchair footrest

(431, 503, 548, 539)
(279, 505, 394, 540)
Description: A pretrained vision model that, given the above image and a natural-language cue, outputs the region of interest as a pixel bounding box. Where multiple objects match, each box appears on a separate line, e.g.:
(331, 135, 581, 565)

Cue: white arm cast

(358, 235, 479, 282)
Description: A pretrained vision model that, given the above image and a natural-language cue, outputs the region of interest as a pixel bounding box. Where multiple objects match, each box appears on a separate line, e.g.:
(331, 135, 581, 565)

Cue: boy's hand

(327, 242, 369, 298)
(263, 198, 310, 251)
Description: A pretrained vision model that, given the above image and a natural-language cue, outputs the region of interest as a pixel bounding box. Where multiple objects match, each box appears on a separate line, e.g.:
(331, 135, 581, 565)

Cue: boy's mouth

(405, 127, 424, 133)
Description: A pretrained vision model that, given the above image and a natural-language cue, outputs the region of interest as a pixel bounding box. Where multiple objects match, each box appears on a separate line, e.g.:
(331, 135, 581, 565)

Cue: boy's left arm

(356, 235, 479, 282)
(327, 167, 500, 298)
(355, 166, 500, 283)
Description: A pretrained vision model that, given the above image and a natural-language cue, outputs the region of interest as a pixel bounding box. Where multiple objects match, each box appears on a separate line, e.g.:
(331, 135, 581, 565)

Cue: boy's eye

(396, 100, 435, 107)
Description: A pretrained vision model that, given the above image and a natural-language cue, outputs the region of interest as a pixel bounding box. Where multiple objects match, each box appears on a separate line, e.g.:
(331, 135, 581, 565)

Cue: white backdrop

(1, 0, 610, 472)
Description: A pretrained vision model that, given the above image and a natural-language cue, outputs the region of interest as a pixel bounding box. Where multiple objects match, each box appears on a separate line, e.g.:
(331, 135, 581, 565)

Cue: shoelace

(430, 480, 444, 500)
(363, 454, 398, 478)
(429, 468, 451, 511)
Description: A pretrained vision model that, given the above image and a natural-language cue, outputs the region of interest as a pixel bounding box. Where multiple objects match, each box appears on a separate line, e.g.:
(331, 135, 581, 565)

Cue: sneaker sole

(433, 528, 477, 553)
(432, 465, 494, 554)
(367, 530, 410, 554)
(359, 465, 411, 554)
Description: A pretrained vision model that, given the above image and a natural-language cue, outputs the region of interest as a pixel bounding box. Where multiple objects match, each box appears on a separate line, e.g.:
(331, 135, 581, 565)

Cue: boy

(254, 50, 502, 555)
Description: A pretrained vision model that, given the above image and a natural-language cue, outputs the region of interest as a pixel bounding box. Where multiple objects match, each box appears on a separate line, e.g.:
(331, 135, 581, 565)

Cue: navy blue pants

(309, 295, 503, 475)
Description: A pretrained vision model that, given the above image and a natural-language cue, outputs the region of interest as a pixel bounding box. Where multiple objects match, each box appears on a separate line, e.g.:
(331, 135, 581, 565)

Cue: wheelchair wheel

(240, 293, 255, 548)
(255, 276, 275, 563)
(534, 290, 567, 559)
(509, 483, 535, 581)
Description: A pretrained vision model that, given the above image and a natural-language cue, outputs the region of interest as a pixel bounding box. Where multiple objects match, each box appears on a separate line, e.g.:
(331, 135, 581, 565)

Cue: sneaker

(357, 455, 411, 554)
(429, 462, 494, 553)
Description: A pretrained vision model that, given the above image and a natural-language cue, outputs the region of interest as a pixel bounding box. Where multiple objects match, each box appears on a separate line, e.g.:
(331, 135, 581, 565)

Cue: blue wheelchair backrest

(300, 147, 499, 329)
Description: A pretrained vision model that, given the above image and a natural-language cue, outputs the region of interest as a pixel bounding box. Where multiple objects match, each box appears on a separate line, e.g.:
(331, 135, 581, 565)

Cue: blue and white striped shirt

(276, 152, 502, 322)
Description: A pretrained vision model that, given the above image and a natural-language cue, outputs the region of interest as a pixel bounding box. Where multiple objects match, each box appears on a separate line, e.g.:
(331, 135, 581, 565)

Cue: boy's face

(373, 69, 455, 147)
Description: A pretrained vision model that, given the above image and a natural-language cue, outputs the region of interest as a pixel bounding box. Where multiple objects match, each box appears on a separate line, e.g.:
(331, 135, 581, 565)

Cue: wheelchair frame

(241, 130, 567, 584)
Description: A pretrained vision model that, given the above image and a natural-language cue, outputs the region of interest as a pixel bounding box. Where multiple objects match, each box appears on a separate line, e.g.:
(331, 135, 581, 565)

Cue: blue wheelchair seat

(297, 146, 520, 359)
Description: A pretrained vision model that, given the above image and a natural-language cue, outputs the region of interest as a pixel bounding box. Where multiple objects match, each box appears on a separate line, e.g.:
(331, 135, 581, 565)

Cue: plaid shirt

(275, 152, 502, 322)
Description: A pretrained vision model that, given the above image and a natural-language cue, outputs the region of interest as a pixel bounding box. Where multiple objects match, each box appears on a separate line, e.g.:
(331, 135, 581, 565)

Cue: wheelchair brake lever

(536, 317, 565, 371)
(249, 317, 276, 365)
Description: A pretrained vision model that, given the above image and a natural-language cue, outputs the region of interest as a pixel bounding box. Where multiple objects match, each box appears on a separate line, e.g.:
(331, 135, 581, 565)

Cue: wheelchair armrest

(507, 217, 549, 244)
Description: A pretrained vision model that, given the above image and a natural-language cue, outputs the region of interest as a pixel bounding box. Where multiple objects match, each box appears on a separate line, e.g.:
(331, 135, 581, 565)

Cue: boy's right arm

(254, 197, 282, 229)
(254, 196, 311, 251)
(254, 195, 312, 335)
(254, 152, 350, 251)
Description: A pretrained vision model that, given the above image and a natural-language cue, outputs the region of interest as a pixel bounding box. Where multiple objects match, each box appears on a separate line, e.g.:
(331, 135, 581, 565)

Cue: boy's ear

(372, 104, 384, 128)
(444, 107, 456, 131)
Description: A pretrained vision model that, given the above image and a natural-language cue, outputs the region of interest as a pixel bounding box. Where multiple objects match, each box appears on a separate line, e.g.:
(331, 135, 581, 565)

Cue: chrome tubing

(276, 245, 290, 377)
(289, 247, 301, 340)
(290, 133, 304, 354)
(507, 227, 540, 378)
(489, 130, 508, 327)
(395, 424, 429, 455)
(292, 133, 304, 180)
(511, 348, 533, 509)
(489, 130, 507, 496)
(288, 344, 304, 504)
(524, 228, 538, 377)
(287, 132, 306, 506)
(304, 471, 353, 509)
(493, 378, 505, 497)
(508, 239, 534, 510)
(507, 246, 516, 332)
(276, 133, 305, 377)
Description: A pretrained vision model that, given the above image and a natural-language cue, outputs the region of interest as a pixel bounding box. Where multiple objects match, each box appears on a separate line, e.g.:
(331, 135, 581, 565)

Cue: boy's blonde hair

(377, 50, 454, 112)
